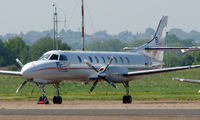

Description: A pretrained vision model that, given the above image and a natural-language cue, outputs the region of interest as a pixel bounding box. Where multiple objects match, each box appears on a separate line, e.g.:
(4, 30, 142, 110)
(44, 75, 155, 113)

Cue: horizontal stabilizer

(145, 46, 200, 51)
(123, 47, 138, 50)
(124, 46, 200, 51)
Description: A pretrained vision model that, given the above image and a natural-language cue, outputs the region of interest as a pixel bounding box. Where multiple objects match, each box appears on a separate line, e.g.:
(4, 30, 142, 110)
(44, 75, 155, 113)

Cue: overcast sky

(0, 0, 199, 35)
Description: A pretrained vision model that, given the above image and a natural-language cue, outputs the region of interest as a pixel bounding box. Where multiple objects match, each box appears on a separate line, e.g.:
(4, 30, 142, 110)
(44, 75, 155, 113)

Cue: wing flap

(124, 65, 200, 76)
(0, 70, 22, 76)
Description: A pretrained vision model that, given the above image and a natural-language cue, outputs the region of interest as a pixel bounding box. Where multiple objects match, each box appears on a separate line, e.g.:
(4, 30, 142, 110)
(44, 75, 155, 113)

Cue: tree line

(0, 37, 71, 69)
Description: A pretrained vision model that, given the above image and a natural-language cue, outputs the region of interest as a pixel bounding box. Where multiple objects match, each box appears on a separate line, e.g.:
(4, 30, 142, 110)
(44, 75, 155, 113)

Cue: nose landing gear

(38, 96, 49, 104)
(37, 84, 49, 104)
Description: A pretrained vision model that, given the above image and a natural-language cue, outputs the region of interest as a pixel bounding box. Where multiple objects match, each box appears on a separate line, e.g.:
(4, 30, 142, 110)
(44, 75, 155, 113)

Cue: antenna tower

(52, 1, 58, 50)
(81, 0, 85, 51)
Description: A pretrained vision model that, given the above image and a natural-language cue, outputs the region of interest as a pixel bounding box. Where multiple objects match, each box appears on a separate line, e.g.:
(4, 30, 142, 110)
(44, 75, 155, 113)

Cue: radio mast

(81, 0, 85, 51)
(52, 1, 58, 50)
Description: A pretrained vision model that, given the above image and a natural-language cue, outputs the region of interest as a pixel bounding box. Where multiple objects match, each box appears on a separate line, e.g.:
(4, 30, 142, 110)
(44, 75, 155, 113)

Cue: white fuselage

(21, 50, 162, 84)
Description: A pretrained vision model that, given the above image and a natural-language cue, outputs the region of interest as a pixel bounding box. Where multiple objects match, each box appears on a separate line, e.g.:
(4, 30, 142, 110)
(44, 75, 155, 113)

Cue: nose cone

(21, 63, 33, 78)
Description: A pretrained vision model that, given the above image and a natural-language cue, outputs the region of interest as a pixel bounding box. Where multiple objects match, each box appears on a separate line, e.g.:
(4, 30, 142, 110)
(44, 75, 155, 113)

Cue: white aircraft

(1, 16, 200, 104)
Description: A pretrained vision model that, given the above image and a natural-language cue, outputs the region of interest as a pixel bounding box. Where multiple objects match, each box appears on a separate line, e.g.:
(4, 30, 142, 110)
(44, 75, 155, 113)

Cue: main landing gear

(37, 83, 62, 104)
(53, 84, 62, 104)
(122, 82, 132, 104)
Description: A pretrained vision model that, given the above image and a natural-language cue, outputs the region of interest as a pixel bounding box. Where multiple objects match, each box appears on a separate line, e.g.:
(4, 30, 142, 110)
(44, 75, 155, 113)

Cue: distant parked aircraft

(173, 77, 200, 93)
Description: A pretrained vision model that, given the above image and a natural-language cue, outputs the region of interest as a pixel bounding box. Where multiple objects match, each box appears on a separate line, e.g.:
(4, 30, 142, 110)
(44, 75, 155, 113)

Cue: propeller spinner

(84, 56, 118, 93)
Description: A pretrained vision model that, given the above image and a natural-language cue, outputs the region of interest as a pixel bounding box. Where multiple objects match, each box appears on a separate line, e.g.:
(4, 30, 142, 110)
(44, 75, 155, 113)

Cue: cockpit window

(49, 54, 59, 60)
(39, 54, 51, 60)
(60, 55, 68, 61)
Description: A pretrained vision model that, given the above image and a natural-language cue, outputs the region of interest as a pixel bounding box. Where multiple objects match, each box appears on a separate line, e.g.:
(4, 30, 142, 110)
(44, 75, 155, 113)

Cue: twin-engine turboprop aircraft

(1, 16, 200, 104)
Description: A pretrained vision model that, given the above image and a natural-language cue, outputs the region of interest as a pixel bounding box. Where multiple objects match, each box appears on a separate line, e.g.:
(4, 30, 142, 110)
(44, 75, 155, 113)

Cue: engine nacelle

(104, 66, 131, 83)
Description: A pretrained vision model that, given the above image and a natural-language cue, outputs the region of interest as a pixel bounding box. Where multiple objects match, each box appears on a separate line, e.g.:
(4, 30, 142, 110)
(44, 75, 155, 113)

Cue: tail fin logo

(155, 37, 158, 45)
(155, 36, 161, 46)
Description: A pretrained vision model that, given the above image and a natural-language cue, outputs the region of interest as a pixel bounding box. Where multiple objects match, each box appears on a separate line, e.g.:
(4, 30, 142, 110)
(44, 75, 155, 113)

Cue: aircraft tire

(38, 96, 49, 104)
(123, 95, 132, 104)
(53, 96, 62, 104)
(53, 96, 58, 104)
(39, 96, 43, 101)
(43, 96, 49, 104)
(57, 96, 62, 104)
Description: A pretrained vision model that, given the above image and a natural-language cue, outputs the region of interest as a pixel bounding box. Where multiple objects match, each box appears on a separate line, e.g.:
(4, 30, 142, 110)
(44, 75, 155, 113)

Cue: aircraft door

(144, 55, 152, 66)
(57, 54, 69, 70)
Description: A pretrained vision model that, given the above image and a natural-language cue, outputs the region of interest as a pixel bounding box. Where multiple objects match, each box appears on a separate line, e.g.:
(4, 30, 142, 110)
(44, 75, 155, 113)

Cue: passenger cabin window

(126, 57, 130, 64)
(95, 56, 99, 63)
(114, 57, 118, 63)
(77, 56, 82, 63)
(101, 56, 105, 63)
(60, 55, 68, 61)
(89, 56, 93, 63)
(49, 54, 59, 60)
(120, 57, 124, 64)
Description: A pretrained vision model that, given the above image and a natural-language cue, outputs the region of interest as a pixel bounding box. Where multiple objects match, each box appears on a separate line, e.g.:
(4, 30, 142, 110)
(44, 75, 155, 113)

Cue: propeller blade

(16, 80, 27, 93)
(103, 56, 114, 72)
(16, 58, 24, 68)
(30, 87, 35, 95)
(84, 59, 99, 72)
(89, 79, 99, 94)
(103, 78, 118, 90)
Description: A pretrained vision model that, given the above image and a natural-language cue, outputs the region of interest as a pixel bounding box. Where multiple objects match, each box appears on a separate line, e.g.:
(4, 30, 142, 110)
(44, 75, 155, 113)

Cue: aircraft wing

(124, 65, 200, 77)
(0, 70, 22, 76)
(172, 78, 200, 84)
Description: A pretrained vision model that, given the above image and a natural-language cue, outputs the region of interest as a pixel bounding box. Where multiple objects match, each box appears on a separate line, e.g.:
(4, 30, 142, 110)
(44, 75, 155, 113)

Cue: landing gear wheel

(39, 96, 43, 101)
(43, 96, 49, 104)
(37, 96, 49, 104)
(53, 96, 62, 104)
(53, 96, 58, 104)
(57, 96, 62, 104)
(123, 95, 132, 104)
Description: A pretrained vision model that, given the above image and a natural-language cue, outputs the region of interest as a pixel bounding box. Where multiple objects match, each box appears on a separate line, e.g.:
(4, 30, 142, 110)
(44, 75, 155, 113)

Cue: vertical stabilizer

(146, 16, 168, 47)
(134, 16, 168, 62)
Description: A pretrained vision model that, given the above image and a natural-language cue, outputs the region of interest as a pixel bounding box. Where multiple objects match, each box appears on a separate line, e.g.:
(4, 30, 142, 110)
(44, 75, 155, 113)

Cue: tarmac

(0, 100, 200, 120)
